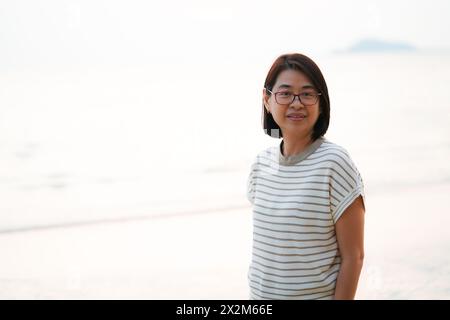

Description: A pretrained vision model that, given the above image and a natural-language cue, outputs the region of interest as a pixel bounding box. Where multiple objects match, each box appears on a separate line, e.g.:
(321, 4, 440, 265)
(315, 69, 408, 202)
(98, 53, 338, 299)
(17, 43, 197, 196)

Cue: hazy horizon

(1, 0, 450, 70)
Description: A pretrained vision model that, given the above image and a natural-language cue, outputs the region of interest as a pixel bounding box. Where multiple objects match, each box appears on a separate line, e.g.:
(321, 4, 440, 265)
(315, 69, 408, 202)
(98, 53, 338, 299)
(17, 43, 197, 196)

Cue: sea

(0, 52, 449, 231)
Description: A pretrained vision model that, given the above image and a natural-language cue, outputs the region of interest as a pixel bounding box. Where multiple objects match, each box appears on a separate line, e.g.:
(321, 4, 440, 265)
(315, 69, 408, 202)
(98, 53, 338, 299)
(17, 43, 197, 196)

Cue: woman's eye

(301, 92, 313, 97)
(278, 92, 292, 97)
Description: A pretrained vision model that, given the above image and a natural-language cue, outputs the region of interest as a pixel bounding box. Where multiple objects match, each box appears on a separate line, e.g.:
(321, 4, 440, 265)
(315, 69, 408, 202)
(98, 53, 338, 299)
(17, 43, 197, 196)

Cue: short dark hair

(262, 53, 330, 141)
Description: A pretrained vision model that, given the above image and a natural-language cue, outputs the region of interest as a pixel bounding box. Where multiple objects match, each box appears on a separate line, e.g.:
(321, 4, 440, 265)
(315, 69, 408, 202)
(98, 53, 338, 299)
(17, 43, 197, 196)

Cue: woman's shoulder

(318, 137, 352, 156)
(253, 144, 279, 164)
(315, 138, 358, 168)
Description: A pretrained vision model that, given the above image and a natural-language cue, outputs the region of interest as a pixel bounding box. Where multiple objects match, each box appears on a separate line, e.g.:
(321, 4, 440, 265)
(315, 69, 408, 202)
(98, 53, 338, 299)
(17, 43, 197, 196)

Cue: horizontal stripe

(253, 238, 337, 251)
(250, 284, 335, 298)
(255, 181, 328, 194)
(253, 231, 336, 245)
(251, 264, 340, 281)
(256, 171, 330, 181)
(254, 203, 331, 215)
(251, 253, 339, 267)
(254, 224, 335, 235)
(253, 245, 338, 258)
(251, 259, 341, 273)
(250, 269, 339, 286)
(254, 188, 330, 200)
(253, 221, 331, 234)
(251, 262, 340, 278)
(253, 231, 336, 243)
(250, 277, 336, 293)
(315, 293, 335, 300)
(249, 289, 282, 300)
(252, 251, 335, 265)
(252, 252, 338, 265)
(258, 175, 334, 188)
(254, 196, 330, 208)
(254, 218, 333, 230)
(253, 209, 333, 222)
(250, 288, 335, 300)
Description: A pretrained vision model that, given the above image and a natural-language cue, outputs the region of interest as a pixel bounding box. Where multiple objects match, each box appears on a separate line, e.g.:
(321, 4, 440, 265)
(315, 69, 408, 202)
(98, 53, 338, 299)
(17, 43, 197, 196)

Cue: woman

(247, 53, 366, 300)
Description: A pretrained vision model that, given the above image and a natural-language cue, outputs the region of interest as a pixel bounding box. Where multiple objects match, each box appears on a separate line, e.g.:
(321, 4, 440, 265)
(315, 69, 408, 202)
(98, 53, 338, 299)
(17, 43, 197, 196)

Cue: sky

(1, 0, 450, 69)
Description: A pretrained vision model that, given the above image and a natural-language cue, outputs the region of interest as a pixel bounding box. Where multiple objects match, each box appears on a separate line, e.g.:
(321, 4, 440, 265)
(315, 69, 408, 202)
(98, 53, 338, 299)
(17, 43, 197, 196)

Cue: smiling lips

(287, 113, 306, 120)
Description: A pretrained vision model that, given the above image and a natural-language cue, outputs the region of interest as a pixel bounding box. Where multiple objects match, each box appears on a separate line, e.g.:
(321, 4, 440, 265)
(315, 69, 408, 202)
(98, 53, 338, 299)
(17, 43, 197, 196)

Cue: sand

(1, 183, 450, 299)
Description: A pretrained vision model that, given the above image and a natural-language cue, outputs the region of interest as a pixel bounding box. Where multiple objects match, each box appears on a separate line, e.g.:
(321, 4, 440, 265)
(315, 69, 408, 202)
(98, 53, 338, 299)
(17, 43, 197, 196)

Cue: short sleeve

(246, 157, 258, 205)
(329, 149, 366, 224)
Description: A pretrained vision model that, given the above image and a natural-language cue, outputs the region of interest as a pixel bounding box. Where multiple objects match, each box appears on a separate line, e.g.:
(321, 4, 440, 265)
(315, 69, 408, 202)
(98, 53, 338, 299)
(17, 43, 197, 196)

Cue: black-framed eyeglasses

(266, 88, 322, 106)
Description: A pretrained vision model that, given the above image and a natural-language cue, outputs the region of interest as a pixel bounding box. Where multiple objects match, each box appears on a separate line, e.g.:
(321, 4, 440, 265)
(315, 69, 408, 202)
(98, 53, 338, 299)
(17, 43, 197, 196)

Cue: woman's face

(263, 69, 321, 139)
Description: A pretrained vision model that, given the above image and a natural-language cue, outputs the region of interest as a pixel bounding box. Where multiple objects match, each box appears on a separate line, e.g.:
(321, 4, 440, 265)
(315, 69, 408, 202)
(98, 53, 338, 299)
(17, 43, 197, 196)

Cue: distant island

(338, 38, 417, 53)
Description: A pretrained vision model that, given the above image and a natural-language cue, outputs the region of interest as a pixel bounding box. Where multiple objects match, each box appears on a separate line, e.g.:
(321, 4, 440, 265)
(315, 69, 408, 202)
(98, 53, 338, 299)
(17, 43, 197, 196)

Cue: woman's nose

(290, 96, 305, 108)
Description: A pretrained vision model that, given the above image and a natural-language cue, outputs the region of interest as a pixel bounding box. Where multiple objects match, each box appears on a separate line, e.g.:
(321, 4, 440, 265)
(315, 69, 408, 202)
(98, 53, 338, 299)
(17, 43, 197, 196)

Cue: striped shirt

(246, 136, 365, 300)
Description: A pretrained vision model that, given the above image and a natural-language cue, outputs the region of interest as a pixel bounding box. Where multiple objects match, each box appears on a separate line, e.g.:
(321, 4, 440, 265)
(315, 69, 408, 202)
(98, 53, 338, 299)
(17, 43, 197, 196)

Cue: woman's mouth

(287, 114, 306, 121)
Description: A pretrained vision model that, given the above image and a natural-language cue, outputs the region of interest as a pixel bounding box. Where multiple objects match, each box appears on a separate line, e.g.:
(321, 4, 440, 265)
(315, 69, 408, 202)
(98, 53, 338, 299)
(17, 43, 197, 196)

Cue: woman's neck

(282, 134, 313, 157)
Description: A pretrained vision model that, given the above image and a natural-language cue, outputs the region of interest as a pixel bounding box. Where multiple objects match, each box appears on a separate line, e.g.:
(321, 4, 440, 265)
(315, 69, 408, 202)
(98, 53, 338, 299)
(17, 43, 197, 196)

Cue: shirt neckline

(279, 136, 325, 166)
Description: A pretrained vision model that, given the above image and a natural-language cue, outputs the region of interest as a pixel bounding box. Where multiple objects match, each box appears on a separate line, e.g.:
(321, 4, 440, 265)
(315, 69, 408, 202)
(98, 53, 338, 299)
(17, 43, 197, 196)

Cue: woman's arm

(333, 195, 365, 300)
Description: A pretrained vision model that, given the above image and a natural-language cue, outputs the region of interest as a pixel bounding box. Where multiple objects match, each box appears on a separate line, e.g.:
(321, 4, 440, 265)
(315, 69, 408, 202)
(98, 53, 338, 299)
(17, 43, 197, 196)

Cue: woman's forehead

(274, 69, 314, 89)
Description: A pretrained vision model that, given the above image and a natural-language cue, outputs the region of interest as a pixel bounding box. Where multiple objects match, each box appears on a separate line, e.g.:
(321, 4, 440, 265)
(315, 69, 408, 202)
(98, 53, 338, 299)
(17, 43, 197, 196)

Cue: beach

(1, 181, 450, 299)
(1, 52, 450, 299)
